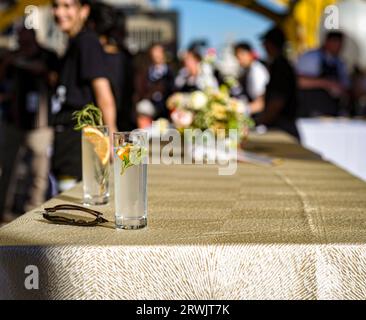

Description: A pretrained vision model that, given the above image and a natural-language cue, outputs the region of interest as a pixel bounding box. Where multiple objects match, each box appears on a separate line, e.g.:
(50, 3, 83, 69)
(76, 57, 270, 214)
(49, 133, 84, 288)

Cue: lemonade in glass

(113, 131, 148, 229)
(82, 126, 110, 205)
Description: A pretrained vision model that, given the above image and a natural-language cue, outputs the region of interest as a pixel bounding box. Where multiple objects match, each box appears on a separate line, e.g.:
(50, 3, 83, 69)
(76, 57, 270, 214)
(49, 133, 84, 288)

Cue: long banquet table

(1, 131, 366, 300)
(297, 118, 366, 182)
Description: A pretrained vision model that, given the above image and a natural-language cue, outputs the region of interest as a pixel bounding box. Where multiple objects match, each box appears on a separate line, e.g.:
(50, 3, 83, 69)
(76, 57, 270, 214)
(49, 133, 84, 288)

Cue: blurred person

(350, 67, 366, 117)
(0, 50, 12, 125)
(256, 26, 299, 138)
(234, 42, 269, 116)
(0, 49, 12, 120)
(0, 26, 58, 220)
(296, 31, 350, 117)
(51, 0, 118, 192)
(134, 43, 174, 129)
(175, 49, 219, 93)
(0, 50, 16, 222)
(89, 2, 135, 131)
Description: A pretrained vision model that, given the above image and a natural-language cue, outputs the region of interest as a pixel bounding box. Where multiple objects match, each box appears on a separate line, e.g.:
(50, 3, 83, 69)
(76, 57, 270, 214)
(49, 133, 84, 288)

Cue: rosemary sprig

(75, 103, 108, 193)
(120, 155, 134, 175)
(72, 103, 103, 130)
(94, 160, 109, 194)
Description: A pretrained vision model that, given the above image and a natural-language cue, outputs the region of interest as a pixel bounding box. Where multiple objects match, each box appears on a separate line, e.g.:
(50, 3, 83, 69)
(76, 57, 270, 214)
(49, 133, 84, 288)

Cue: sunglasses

(42, 204, 109, 227)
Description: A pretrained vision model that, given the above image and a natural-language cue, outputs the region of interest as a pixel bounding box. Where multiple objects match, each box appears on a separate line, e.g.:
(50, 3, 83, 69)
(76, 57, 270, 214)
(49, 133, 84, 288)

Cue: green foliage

(72, 103, 103, 130)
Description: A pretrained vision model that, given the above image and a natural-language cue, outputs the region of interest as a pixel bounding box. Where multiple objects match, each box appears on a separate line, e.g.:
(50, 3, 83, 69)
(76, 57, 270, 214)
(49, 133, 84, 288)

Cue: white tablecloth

(297, 118, 366, 182)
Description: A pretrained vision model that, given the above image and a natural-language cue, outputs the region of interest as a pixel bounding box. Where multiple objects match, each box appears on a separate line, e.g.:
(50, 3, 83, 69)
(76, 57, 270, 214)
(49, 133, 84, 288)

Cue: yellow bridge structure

(224, 0, 338, 54)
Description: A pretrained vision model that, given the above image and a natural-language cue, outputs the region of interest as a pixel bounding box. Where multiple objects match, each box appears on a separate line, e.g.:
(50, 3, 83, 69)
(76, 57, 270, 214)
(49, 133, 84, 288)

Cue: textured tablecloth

(1, 131, 366, 300)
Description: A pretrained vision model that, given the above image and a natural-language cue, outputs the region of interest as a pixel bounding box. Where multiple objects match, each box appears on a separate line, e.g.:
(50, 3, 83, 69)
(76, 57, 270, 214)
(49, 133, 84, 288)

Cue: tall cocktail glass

(113, 131, 148, 229)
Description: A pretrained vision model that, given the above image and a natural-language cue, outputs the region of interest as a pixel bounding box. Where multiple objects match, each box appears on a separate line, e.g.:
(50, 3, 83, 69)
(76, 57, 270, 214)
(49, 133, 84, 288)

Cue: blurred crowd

(1, 0, 366, 223)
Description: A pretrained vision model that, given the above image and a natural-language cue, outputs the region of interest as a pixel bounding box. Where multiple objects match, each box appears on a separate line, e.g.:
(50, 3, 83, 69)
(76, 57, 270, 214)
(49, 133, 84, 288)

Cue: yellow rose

(211, 103, 227, 120)
(228, 98, 246, 114)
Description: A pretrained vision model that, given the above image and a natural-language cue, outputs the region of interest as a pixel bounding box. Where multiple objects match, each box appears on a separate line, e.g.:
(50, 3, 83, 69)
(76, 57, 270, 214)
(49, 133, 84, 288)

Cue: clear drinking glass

(113, 131, 148, 230)
(82, 126, 110, 205)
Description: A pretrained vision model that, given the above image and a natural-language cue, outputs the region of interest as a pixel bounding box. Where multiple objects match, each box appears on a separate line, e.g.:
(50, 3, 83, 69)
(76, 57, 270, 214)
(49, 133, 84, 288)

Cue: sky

(167, 0, 276, 57)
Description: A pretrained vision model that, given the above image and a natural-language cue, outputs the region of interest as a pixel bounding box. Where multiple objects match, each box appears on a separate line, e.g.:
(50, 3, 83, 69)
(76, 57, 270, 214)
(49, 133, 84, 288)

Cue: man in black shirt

(52, 28, 112, 185)
(53, 29, 108, 124)
(52, 0, 118, 191)
(256, 27, 299, 138)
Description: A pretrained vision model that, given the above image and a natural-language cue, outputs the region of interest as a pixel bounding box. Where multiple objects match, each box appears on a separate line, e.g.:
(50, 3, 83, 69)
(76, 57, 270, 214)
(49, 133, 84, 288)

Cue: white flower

(190, 91, 208, 110)
(228, 98, 248, 115)
(171, 109, 194, 128)
(236, 100, 247, 114)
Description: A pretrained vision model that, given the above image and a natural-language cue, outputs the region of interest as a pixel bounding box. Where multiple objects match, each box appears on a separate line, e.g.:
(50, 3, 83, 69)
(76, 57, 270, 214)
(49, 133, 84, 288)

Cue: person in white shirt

(234, 42, 269, 116)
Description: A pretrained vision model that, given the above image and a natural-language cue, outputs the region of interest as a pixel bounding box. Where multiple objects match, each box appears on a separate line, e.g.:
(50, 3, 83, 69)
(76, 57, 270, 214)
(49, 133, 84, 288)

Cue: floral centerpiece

(166, 88, 254, 141)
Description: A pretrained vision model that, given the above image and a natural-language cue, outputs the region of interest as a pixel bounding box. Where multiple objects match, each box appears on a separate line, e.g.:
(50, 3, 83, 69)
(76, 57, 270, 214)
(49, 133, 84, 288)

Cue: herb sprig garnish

(117, 144, 147, 175)
(72, 103, 103, 130)
(74, 103, 109, 195)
